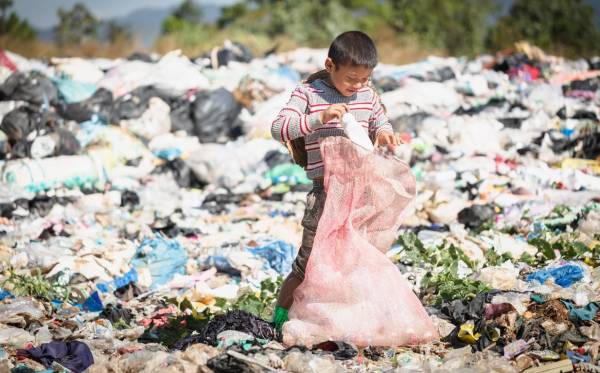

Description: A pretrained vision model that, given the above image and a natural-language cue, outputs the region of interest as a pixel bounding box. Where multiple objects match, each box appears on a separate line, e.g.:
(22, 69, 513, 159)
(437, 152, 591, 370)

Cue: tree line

(170, 0, 600, 58)
(1, 0, 599, 58)
(0, 0, 130, 46)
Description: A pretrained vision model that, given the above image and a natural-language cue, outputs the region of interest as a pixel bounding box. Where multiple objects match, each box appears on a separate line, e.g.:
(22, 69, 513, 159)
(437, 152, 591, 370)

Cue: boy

(270, 31, 402, 330)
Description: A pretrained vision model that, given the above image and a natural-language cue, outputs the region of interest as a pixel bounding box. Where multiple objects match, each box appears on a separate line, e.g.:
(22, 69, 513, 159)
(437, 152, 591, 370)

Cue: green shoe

(273, 306, 289, 331)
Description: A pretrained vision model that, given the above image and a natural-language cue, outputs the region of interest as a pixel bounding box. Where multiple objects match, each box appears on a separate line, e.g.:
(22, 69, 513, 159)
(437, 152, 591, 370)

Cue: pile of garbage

(0, 42, 598, 372)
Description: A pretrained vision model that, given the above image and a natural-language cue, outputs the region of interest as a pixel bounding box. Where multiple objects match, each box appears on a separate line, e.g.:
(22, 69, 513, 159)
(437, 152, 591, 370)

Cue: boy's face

(325, 57, 373, 97)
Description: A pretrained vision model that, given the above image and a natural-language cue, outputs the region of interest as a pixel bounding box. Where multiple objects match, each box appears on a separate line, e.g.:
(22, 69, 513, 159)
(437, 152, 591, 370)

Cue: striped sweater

(271, 78, 393, 179)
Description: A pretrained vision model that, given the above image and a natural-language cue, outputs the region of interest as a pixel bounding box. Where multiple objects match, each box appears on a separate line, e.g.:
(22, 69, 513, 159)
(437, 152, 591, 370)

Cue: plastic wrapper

(283, 137, 438, 347)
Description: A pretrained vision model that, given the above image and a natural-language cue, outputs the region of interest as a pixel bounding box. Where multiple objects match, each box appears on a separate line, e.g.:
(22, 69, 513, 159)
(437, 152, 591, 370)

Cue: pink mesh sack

(283, 137, 438, 347)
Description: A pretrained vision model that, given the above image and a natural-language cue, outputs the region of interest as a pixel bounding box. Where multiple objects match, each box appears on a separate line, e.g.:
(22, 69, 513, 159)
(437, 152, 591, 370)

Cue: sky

(14, 0, 238, 29)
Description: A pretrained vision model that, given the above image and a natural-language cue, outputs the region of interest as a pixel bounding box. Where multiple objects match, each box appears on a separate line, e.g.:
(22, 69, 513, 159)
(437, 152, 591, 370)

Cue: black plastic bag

(1, 105, 40, 143)
(152, 158, 201, 188)
(56, 88, 113, 123)
(458, 204, 495, 229)
(33, 128, 80, 158)
(264, 149, 292, 169)
(169, 97, 195, 133)
(173, 310, 276, 350)
(99, 303, 132, 324)
(111, 85, 170, 122)
(120, 190, 140, 208)
(563, 77, 599, 93)
(191, 88, 242, 143)
(216, 42, 253, 66)
(0, 105, 57, 143)
(0, 71, 58, 105)
(577, 131, 600, 160)
(498, 117, 525, 129)
(127, 52, 155, 63)
(199, 42, 254, 68)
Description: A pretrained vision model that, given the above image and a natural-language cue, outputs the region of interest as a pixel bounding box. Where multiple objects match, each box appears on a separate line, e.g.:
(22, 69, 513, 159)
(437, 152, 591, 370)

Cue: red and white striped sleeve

(368, 88, 393, 137)
(271, 85, 322, 143)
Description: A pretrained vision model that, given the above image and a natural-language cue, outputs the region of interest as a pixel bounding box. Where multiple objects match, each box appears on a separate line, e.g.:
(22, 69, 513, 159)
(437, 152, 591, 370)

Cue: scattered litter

(0, 42, 598, 371)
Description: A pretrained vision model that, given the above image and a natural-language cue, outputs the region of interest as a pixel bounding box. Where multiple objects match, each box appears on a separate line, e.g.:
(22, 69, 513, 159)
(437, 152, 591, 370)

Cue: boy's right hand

(320, 104, 348, 124)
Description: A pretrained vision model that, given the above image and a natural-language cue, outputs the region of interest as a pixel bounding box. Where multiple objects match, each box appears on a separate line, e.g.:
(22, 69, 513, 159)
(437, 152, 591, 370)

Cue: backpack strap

(285, 70, 329, 169)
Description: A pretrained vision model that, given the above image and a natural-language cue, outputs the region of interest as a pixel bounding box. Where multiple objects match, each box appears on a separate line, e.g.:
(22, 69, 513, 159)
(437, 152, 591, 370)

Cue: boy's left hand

(375, 132, 404, 150)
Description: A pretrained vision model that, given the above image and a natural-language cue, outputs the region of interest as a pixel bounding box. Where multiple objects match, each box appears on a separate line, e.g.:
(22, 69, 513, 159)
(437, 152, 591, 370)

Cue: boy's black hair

(328, 31, 378, 69)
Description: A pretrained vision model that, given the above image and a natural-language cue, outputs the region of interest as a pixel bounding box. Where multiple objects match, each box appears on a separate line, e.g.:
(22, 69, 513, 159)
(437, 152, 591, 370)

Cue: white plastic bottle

(342, 113, 374, 151)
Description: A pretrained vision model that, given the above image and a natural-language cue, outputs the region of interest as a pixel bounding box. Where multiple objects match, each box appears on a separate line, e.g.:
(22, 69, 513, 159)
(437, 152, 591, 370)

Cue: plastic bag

(56, 87, 113, 123)
(191, 87, 243, 143)
(2, 154, 108, 191)
(120, 97, 171, 140)
(0, 71, 57, 105)
(283, 137, 438, 347)
(98, 50, 209, 98)
(130, 234, 188, 289)
(186, 138, 281, 189)
(247, 240, 297, 275)
(52, 77, 97, 103)
(0, 297, 45, 325)
(526, 263, 584, 288)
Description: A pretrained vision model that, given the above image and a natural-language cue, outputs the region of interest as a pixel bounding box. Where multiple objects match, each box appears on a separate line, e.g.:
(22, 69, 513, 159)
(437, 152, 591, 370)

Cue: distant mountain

(34, 4, 223, 48)
(36, 27, 54, 42)
(117, 6, 172, 47)
(115, 4, 223, 47)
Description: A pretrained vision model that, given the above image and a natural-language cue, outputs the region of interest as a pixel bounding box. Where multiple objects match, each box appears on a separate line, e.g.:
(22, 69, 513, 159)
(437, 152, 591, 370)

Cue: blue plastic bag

(0, 289, 13, 301)
(526, 264, 584, 287)
(96, 268, 138, 293)
(52, 77, 97, 103)
(130, 234, 188, 289)
(247, 240, 296, 275)
(82, 291, 103, 312)
(153, 148, 182, 161)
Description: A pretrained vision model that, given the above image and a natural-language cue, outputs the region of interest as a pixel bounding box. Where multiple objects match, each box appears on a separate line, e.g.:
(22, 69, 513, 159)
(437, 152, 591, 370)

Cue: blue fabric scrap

(247, 240, 296, 275)
(526, 264, 584, 287)
(17, 341, 94, 373)
(561, 300, 600, 321)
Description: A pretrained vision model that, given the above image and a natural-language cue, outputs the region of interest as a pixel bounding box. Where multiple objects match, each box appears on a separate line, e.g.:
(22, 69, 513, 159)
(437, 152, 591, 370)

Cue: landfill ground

(0, 43, 599, 372)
